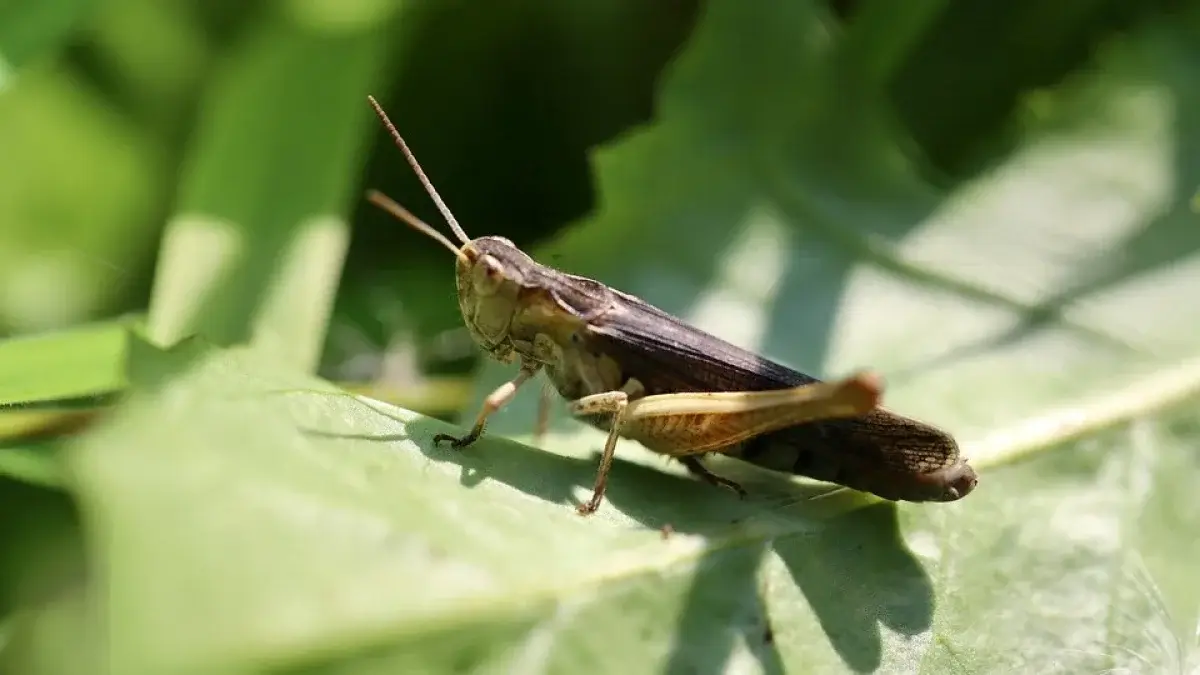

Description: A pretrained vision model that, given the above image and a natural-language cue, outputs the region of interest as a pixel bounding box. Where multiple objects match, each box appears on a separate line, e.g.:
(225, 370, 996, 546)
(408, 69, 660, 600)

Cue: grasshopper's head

(363, 96, 538, 364)
(449, 235, 541, 361)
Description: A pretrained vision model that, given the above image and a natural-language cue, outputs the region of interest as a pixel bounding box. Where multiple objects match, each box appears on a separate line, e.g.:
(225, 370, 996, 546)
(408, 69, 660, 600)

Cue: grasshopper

(363, 96, 978, 516)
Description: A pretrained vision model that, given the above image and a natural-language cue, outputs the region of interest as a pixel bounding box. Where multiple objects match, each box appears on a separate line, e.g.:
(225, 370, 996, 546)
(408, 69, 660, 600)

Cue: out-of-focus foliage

(1, 0, 1198, 673)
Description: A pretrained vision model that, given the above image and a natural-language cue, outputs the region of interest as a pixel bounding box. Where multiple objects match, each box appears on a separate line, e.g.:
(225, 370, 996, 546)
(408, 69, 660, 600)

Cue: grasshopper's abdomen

(728, 411, 977, 502)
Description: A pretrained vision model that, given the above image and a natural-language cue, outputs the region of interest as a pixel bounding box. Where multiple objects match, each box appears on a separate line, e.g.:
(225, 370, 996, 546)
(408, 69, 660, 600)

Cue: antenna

(366, 95, 470, 245)
(365, 189, 467, 263)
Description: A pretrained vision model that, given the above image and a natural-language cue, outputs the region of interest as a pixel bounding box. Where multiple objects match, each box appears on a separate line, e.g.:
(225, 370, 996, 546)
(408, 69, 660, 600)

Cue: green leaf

(0, 321, 128, 406)
(0, 320, 131, 489)
(145, 7, 395, 373)
(62, 341, 883, 675)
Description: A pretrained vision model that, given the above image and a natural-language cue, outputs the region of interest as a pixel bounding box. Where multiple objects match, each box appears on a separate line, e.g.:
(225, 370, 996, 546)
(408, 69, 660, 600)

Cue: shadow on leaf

(302, 415, 932, 674)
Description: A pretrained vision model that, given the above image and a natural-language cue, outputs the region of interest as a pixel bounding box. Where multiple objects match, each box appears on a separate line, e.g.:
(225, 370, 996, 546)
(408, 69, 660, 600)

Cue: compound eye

(473, 254, 505, 294)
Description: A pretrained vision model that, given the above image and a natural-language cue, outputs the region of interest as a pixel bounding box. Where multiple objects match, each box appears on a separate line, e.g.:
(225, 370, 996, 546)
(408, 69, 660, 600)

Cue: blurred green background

(0, 0, 708, 386)
(2, 0, 1200, 673)
(0, 0, 1176, 382)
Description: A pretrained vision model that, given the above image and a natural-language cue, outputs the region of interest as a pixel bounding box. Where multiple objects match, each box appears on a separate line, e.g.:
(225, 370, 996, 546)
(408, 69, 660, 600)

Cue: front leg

(568, 379, 644, 516)
(434, 361, 540, 449)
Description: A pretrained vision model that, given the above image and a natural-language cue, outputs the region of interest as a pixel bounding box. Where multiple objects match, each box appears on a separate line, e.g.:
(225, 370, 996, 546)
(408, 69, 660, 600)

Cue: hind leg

(680, 456, 747, 499)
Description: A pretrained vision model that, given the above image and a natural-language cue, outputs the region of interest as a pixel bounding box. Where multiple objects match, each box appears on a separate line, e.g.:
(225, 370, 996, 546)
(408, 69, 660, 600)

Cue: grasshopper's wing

(584, 291, 821, 395)
(583, 292, 976, 503)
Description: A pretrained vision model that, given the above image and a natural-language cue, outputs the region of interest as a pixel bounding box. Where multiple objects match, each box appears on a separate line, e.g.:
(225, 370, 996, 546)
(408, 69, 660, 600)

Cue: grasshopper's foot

(681, 457, 748, 499)
(712, 476, 748, 500)
(433, 431, 479, 449)
(576, 496, 603, 516)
